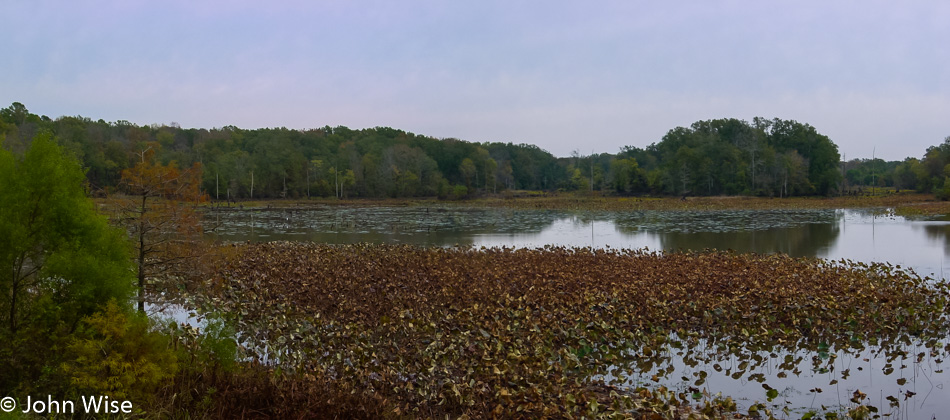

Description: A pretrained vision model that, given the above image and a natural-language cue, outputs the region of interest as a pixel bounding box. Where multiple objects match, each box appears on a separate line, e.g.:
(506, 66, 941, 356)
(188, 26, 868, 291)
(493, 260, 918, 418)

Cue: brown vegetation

(468, 191, 947, 212)
(167, 242, 950, 418)
(194, 191, 950, 216)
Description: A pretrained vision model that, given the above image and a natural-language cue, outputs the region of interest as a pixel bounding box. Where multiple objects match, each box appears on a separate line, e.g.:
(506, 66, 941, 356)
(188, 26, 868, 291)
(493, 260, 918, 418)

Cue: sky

(2, 1, 948, 161)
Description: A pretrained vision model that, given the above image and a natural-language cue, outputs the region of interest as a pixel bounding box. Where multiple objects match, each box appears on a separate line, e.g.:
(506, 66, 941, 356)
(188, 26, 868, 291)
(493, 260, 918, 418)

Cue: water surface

(207, 206, 950, 280)
(204, 205, 950, 417)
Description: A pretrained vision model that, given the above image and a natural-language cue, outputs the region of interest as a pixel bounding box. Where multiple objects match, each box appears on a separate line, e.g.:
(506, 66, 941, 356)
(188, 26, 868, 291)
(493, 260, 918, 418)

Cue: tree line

(2, 101, 948, 198)
(840, 139, 950, 199)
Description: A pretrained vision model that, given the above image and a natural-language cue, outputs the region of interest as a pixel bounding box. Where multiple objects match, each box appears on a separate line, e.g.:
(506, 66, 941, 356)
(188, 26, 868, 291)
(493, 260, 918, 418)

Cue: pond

(207, 206, 950, 280)
(202, 205, 950, 418)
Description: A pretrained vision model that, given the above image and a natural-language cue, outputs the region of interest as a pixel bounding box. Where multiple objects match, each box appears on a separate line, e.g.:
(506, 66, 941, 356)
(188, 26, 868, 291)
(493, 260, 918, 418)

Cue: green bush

(61, 301, 177, 404)
(451, 184, 468, 199)
(0, 133, 135, 395)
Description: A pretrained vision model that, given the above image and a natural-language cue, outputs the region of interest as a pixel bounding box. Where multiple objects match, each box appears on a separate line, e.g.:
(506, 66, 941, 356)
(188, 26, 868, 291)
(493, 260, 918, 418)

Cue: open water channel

(196, 205, 950, 418)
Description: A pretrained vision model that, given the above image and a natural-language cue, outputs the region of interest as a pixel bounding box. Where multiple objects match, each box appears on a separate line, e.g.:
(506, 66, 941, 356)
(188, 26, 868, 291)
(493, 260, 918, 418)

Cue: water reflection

(654, 222, 839, 256)
(204, 205, 950, 417)
(921, 223, 950, 256)
(206, 206, 950, 279)
(622, 210, 843, 256)
(600, 336, 949, 419)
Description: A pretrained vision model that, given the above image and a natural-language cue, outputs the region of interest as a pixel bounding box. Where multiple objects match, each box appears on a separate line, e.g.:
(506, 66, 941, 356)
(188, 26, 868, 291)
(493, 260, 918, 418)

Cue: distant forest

(2, 102, 949, 199)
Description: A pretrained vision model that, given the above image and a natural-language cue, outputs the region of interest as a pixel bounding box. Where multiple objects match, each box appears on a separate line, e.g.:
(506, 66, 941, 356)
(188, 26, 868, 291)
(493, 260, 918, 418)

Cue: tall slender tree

(119, 143, 206, 312)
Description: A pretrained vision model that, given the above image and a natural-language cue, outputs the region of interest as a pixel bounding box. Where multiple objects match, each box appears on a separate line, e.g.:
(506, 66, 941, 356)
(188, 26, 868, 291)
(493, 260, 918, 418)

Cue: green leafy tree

(0, 102, 31, 126)
(568, 166, 590, 191)
(459, 158, 476, 189)
(777, 151, 810, 197)
(893, 158, 919, 191)
(609, 157, 642, 194)
(0, 132, 134, 391)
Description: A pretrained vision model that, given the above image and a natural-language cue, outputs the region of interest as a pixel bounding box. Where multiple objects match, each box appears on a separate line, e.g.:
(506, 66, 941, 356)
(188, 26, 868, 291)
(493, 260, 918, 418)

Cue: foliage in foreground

(179, 243, 950, 418)
(0, 133, 135, 396)
(63, 302, 173, 405)
(0, 129, 391, 418)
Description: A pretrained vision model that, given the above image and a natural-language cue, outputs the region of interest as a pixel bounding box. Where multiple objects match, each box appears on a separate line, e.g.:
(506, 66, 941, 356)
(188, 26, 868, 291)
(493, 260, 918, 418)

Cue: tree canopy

(0, 132, 135, 390)
(613, 118, 842, 196)
(9, 101, 950, 198)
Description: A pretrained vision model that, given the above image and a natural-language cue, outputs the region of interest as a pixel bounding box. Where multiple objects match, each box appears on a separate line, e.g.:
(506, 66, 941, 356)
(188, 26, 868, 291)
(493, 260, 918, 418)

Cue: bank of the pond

(174, 242, 950, 419)
(191, 192, 950, 216)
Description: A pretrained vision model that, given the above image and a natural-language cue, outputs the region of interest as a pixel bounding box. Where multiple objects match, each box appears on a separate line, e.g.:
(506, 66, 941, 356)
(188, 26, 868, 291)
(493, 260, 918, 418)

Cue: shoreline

(175, 191, 950, 216)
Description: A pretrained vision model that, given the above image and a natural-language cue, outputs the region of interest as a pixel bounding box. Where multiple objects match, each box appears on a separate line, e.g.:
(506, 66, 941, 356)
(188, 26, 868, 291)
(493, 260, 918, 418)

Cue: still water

(204, 205, 950, 417)
(208, 206, 950, 280)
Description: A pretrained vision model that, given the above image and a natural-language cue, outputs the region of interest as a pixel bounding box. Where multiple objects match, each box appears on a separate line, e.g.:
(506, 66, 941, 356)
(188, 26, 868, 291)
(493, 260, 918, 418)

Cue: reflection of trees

(614, 210, 842, 257)
(206, 207, 849, 256)
(653, 223, 840, 257)
(920, 223, 950, 256)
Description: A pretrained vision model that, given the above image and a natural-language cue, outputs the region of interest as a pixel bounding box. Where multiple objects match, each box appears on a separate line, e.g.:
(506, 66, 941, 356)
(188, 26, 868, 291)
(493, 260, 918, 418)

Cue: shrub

(62, 301, 177, 404)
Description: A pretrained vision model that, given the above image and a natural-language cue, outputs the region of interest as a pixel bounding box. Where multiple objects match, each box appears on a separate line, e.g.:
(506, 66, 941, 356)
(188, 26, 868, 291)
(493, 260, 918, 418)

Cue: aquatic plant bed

(188, 243, 950, 418)
(192, 192, 946, 213)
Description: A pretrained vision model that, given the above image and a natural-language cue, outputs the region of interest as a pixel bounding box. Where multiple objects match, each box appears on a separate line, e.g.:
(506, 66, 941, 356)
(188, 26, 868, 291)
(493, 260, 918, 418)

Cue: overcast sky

(3, 1, 947, 160)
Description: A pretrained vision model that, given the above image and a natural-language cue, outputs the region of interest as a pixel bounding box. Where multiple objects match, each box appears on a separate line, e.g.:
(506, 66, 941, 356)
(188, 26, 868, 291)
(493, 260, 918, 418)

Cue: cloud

(1, 1, 947, 159)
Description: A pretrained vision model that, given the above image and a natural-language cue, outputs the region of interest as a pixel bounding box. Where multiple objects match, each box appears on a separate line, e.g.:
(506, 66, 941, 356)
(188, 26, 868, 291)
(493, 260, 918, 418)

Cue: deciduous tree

(119, 143, 206, 312)
(0, 133, 134, 390)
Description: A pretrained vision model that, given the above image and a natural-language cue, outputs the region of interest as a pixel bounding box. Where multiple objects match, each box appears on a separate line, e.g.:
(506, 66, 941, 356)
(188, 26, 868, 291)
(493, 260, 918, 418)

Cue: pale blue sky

(3, 1, 947, 160)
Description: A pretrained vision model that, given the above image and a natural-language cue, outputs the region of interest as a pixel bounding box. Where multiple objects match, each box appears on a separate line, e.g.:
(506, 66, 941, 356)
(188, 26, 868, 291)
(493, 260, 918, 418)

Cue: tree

(778, 151, 809, 197)
(459, 158, 476, 189)
(568, 166, 589, 191)
(497, 160, 514, 191)
(0, 133, 134, 389)
(305, 159, 324, 198)
(610, 158, 643, 194)
(119, 143, 206, 312)
(339, 169, 356, 198)
(0, 102, 30, 126)
(893, 158, 919, 191)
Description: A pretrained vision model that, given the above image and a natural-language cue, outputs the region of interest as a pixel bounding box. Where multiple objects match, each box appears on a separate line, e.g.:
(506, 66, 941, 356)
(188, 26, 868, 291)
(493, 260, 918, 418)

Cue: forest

(4, 102, 950, 418)
(2, 101, 949, 199)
